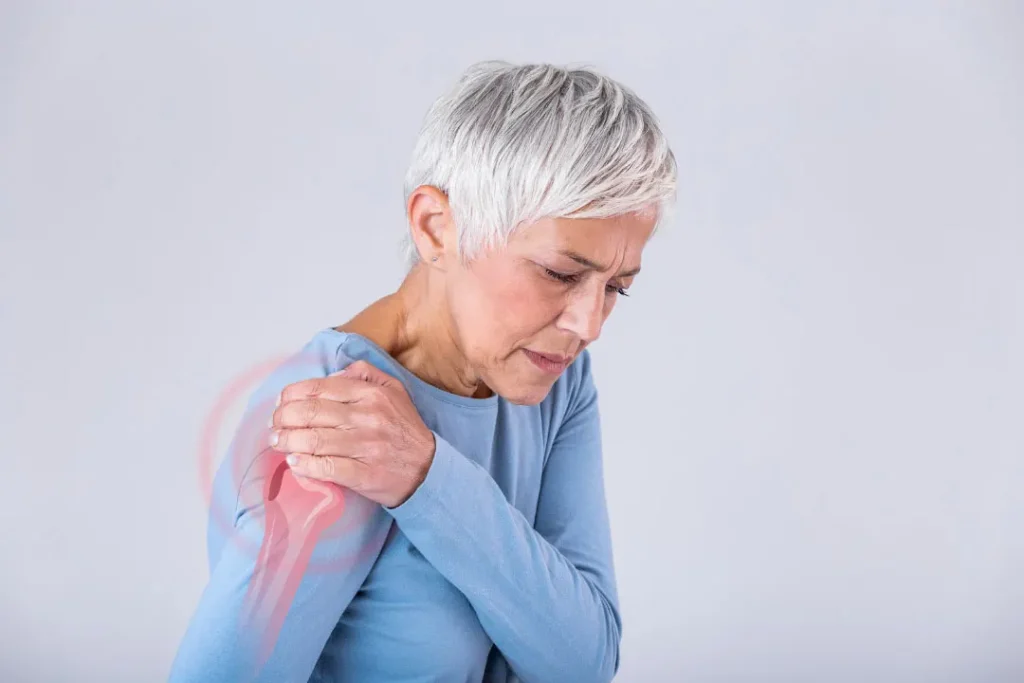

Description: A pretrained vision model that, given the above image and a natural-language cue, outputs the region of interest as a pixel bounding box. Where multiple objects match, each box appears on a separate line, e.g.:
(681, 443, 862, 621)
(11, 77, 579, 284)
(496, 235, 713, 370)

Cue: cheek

(451, 264, 560, 352)
(496, 280, 557, 332)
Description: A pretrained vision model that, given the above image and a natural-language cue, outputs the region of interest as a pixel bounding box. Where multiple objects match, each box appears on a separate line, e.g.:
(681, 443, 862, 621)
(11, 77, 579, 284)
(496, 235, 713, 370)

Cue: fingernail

(275, 393, 282, 407)
(286, 454, 298, 467)
(267, 415, 274, 429)
(269, 431, 279, 447)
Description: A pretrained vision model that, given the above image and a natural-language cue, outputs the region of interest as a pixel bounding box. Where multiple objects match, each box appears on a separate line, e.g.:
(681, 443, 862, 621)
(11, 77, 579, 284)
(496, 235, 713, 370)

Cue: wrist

(390, 432, 436, 509)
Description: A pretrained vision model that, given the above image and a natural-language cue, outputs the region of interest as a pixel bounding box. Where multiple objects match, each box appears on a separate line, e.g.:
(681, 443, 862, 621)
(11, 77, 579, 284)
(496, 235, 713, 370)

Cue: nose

(557, 286, 605, 344)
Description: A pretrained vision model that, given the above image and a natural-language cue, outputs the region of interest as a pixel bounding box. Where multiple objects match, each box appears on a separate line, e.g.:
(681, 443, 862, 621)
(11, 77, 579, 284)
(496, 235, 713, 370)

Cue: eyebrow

(560, 250, 642, 278)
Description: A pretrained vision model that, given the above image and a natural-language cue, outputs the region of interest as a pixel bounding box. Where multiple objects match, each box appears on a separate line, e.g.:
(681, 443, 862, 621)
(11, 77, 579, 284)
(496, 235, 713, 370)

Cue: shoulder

(247, 327, 402, 407)
(241, 327, 353, 410)
(208, 328, 388, 547)
(218, 328, 369, 504)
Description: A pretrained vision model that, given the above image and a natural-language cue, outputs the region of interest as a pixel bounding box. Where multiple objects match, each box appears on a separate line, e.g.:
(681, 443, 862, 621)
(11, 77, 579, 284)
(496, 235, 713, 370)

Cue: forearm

(387, 436, 621, 682)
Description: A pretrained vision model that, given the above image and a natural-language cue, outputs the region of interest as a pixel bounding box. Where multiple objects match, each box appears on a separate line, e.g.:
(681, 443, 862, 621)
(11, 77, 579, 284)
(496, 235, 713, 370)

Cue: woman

(171, 60, 677, 682)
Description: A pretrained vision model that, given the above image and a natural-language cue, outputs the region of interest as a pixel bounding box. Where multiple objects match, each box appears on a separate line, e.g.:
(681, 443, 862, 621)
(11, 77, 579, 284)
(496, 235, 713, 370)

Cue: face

(445, 212, 657, 405)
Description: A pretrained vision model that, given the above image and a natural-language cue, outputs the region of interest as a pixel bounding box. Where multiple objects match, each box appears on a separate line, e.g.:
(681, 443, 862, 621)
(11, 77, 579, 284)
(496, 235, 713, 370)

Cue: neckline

(320, 327, 501, 410)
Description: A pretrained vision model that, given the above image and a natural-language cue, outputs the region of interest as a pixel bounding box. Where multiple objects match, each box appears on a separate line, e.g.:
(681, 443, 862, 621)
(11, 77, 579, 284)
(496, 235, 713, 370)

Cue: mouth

(522, 349, 573, 375)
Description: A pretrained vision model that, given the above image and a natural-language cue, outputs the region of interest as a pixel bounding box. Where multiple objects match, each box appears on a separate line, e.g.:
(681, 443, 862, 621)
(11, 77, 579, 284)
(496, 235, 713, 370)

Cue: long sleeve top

(168, 327, 621, 682)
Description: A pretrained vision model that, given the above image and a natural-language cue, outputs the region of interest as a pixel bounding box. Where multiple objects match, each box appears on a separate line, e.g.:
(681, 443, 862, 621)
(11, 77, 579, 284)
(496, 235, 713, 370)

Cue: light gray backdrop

(1, 1, 1022, 681)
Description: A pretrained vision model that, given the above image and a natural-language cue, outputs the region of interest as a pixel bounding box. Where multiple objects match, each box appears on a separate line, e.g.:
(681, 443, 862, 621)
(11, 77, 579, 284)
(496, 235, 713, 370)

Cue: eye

(545, 268, 581, 284)
(544, 266, 629, 297)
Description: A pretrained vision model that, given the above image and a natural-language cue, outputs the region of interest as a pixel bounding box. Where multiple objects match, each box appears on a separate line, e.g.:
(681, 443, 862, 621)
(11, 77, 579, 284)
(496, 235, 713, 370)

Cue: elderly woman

(171, 60, 676, 682)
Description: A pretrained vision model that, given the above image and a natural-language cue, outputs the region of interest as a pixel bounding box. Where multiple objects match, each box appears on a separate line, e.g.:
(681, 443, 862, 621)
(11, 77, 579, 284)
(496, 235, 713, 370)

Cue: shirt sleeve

(168, 359, 393, 683)
(385, 351, 622, 683)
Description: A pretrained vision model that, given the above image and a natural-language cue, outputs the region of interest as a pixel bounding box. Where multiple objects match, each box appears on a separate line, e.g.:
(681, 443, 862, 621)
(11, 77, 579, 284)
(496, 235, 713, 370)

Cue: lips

(530, 350, 571, 364)
(522, 349, 573, 375)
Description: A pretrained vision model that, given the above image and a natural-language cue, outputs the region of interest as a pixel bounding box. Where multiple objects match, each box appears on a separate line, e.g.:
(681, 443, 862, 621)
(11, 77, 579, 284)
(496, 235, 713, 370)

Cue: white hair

(401, 60, 677, 265)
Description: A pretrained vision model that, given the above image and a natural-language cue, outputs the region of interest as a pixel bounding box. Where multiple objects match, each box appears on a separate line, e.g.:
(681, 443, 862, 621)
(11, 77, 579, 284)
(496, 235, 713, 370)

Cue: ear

(407, 185, 456, 266)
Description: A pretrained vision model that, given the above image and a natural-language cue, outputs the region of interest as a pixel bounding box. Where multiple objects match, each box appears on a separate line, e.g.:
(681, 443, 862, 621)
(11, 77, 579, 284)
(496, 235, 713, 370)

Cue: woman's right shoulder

(205, 327, 378, 560)
(246, 327, 356, 404)
(212, 327, 359, 502)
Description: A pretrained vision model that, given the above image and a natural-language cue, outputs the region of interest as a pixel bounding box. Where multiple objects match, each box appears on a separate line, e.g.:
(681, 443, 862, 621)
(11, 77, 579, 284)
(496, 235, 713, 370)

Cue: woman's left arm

(389, 361, 621, 682)
(277, 353, 620, 682)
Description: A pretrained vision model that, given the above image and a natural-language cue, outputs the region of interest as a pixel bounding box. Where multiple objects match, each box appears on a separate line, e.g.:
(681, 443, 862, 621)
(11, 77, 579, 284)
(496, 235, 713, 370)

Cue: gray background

(1, 1, 1022, 681)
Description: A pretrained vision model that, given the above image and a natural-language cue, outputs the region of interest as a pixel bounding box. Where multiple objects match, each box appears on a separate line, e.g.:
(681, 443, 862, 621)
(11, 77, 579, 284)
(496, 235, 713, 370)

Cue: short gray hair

(402, 60, 677, 265)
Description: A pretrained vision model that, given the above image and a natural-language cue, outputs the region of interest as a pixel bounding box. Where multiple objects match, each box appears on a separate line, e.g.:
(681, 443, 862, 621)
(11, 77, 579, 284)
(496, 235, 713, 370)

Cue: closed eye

(545, 268, 581, 284)
(544, 267, 630, 297)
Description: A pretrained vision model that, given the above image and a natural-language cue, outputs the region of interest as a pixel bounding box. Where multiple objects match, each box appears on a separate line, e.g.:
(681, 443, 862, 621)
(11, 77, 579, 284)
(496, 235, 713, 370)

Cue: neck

(336, 264, 493, 399)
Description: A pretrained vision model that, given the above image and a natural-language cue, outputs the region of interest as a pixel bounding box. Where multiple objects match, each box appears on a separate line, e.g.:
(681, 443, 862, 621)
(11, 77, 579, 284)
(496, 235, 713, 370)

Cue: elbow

(570, 626, 620, 683)
(584, 644, 620, 683)
(573, 597, 622, 683)
(597, 603, 622, 683)
(608, 635, 622, 681)
(516, 589, 623, 682)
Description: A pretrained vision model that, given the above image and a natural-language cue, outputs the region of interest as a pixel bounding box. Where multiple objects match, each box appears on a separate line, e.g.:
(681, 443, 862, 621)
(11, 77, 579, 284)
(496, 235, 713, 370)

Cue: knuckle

(322, 456, 336, 478)
(313, 455, 334, 479)
(309, 377, 328, 396)
(302, 398, 320, 425)
(308, 428, 323, 454)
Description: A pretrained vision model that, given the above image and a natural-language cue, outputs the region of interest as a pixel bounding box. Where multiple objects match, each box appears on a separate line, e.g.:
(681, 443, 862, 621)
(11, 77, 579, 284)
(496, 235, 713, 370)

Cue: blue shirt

(169, 327, 621, 682)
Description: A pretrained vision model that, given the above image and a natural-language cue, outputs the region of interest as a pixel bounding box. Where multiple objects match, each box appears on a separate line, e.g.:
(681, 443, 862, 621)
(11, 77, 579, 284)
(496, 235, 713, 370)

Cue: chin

(490, 373, 559, 406)
(503, 389, 552, 406)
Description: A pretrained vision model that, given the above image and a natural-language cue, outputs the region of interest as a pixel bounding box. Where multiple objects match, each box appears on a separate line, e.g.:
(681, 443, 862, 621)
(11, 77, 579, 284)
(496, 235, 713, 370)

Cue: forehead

(510, 213, 657, 257)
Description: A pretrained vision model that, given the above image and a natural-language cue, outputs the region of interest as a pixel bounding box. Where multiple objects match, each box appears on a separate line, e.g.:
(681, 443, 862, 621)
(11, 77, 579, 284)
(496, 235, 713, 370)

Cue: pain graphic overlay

(240, 449, 346, 671)
(196, 351, 387, 675)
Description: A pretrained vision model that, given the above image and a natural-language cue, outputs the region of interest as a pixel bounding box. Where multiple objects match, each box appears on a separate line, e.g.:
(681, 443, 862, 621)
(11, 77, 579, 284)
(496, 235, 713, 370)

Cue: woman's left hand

(268, 360, 436, 508)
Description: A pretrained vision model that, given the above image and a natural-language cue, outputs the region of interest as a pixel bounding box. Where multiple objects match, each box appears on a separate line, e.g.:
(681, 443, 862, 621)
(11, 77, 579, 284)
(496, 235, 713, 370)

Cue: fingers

(272, 426, 361, 457)
(286, 453, 367, 489)
(270, 397, 369, 430)
(339, 360, 396, 388)
(278, 373, 378, 406)
(276, 359, 397, 408)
